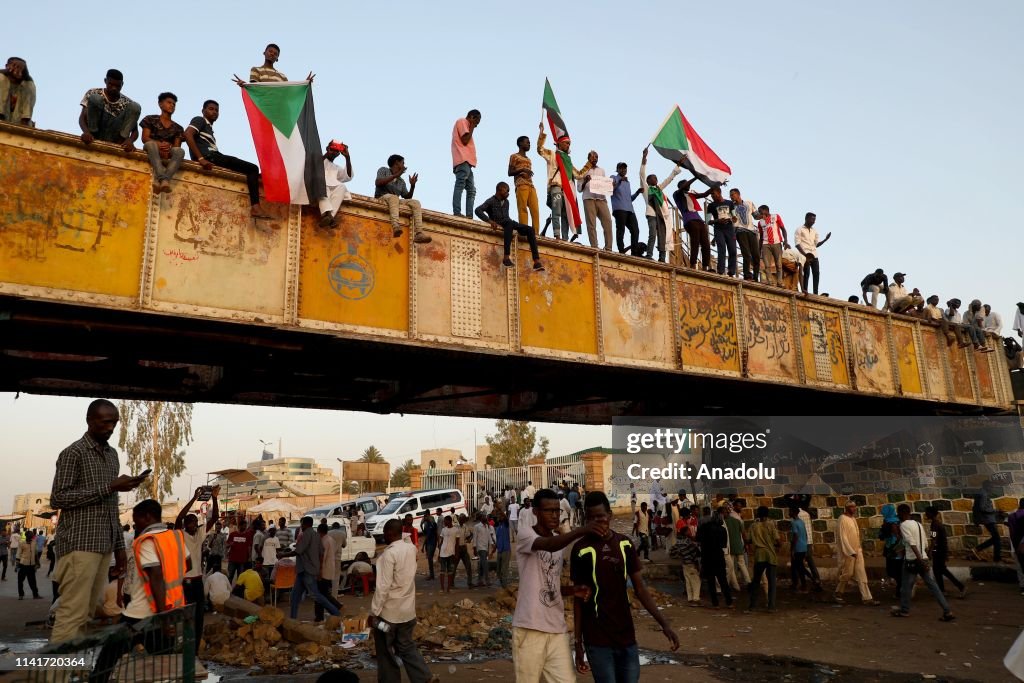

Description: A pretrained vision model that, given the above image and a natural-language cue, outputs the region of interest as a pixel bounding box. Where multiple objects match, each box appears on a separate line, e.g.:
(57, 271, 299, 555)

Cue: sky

(2, 1, 1022, 508)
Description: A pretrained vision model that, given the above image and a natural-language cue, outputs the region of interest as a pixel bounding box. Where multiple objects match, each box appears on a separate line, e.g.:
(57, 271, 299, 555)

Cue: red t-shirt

(226, 529, 253, 563)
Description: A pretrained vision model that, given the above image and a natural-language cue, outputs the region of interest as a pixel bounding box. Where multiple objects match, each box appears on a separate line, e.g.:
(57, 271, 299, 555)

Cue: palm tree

(359, 445, 386, 463)
(391, 459, 416, 488)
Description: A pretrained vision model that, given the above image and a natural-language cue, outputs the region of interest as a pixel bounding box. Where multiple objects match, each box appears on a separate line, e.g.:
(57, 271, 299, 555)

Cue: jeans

(84, 92, 141, 143)
(227, 561, 245, 583)
(636, 533, 649, 560)
(458, 546, 474, 586)
(714, 223, 737, 275)
(685, 219, 711, 270)
(17, 564, 39, 598)
(314, 578, 343, 621)
(585, 643, 640, 683)
(424, 542, 436, 579)
(373, 618, 433, 683)
(143, 141, 185, 183)
(453, 161, 476, 218)
(516, 184, 540, 229)
(613, 210, 640, 254)
(207, 151, 261, 207)
(646, 214, 667, 261)
(500, 220, 540, 261)
(748, 562, 777, 609)
(735, 229, 759, 280)
(898, 561, 951, 615)
(932, 555, 964, 594)
(548, 186, 569, 240)
(496, 550, 510, 588)
(762, 243, 783, 285)
(290, 571, 339, 619)
(583, 198, 613, 250)
(803, 254, 820, 294)
(704, 564, 733, 606)
(476, 549, 490, 584)
(183, 577, 205, 645)
(791, 552, 811, 589)
(976, 522, 1002, 560)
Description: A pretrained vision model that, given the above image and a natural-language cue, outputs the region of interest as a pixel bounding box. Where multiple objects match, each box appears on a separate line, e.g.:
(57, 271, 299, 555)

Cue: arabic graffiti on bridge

(677, 282, 739, 369)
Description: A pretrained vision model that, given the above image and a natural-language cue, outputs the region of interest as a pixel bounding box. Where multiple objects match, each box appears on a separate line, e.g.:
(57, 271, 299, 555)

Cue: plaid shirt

(51, 433, 124, 556)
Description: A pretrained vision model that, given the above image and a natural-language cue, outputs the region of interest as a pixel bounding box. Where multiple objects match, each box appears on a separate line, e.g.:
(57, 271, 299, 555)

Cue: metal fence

(16, 606, 196, 683)
(422, 458, 587, 512)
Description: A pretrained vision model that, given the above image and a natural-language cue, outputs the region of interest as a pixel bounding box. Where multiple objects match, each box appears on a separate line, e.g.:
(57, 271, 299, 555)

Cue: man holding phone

(49, 399, 148, 644)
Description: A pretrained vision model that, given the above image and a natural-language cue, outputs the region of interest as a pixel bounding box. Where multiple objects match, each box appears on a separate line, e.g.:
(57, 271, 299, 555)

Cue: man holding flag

(540, 79, 587, 241)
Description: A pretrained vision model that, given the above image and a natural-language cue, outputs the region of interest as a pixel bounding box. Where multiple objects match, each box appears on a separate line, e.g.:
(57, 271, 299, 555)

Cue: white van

(365, 488, 466, 544)
(306, 492, 386, 532)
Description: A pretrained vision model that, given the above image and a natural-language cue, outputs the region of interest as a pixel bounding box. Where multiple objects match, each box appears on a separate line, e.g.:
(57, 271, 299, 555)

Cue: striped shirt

(51, 433, 125, 556)
(249, 66, 287, 83)
(757, 213, 786, 245)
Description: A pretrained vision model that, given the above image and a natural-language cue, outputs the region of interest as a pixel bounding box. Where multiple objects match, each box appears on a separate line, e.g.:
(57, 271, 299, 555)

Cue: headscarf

(881, 504, 898, 524)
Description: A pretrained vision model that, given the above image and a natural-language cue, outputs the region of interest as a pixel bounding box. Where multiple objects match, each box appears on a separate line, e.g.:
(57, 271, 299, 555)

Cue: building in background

(210, 456, 340, 503)
(421, 448, 463, 471)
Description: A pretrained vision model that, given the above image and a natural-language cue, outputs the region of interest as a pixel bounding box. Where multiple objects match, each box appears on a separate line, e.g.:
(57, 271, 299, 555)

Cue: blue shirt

(495, 521, 511, 553)
(610, 175, 635, 213)
(791, 518, 808, 553)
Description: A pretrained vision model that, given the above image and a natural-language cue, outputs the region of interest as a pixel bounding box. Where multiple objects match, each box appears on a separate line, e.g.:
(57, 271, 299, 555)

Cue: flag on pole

(240, 82, 326, 205)
(650, 106, 731, 187)
(541, 79, 582, 231)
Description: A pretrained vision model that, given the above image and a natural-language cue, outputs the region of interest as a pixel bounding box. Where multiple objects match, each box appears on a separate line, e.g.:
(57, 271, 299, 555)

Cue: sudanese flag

(651, 105, 731, 188)
(241, 82, 326, 205)
(541, 79, 582, 231)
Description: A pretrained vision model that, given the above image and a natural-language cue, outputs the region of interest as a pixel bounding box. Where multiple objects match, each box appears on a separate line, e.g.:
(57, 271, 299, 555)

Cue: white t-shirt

(205, 571, 232, 606)
(559, 498, 572, 525)
(439, 526, 459, 558)
(794, 226, 819, 258)
(261, 536, 281, 566)
(519, 507, 536, 530)
(508, 503, 520, 522)
(182, 526, 207, 579)
(512, 523, 566, 634)
(124, 527, 191, 620)
(251, 530, 265, 562)
(320, 535, 336, 581)
(899, 519, 929, 559)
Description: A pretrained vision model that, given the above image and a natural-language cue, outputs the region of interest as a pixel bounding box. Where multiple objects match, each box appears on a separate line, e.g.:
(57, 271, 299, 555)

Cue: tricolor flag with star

(240, 82, 326, 205)
(541, 79, 582, 231)
(651, 105, 731, 188)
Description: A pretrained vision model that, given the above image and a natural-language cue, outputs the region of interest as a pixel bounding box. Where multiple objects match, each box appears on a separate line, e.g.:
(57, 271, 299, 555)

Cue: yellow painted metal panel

(796, 303, 849, 386)
(600, 268, 673, 365)
(848, 313, 895, 394)
(948, 347, 974, 402)
(744, 293, 799, 381)
(519, 253, 597, 355)
(416, 233, 509, 345)
(975, 348, 995, 401)
(0, 145, 147, 297)
(891, 323, 923, 396)
(677, 280, 740, 374)
(920, 329, 950, 401)
(150, 182, 289, 319)
(298, 210, 409, 332)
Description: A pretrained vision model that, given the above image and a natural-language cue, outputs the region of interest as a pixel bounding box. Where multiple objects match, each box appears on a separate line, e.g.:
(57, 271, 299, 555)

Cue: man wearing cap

(318, 140, 352, 228)
(886, 273, 909, 311)
(78, 69, 142, 153)
(860, 269, 889, 308)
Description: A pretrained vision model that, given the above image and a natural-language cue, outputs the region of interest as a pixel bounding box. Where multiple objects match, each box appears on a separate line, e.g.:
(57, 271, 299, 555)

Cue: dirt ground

(4, 531, 1022, 682)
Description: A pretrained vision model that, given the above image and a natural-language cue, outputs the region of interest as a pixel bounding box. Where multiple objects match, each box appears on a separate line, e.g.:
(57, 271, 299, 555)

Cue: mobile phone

(138, 469, 152, 478)
(197, 486, 214, 501)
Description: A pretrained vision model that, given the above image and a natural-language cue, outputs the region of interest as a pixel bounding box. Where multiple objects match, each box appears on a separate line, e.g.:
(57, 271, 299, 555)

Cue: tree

(357, 445, 389, 491)
(390, 459, 416, 488)
(485, 420, 550, 469)
(118, 401, 193, 502)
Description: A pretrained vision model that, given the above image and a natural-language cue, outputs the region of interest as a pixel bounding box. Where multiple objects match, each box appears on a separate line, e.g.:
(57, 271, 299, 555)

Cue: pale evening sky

(1, 1, 1020, 509)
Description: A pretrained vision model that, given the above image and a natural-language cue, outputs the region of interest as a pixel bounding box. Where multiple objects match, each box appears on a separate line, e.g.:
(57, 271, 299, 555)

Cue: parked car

(306, 493, 386, 532)
(365, 488, 466, 545)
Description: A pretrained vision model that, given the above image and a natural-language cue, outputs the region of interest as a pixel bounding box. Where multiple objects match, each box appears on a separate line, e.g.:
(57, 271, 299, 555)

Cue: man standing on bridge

(50, 399, 148, 644)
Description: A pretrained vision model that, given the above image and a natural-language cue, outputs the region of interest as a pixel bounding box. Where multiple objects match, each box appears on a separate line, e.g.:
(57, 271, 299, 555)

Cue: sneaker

(833, 594, 845, 604)
(393, 227, 403, 238)
(502, 257, 513, 267)
(319, 212, 334, 228)
(160, 180, 172, 194)
(413, 232, 432, 244)
(533, 261, 545, 272)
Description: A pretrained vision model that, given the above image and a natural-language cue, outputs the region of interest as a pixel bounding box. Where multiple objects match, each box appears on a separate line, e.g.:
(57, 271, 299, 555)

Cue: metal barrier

(15, 606, 196, 683)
